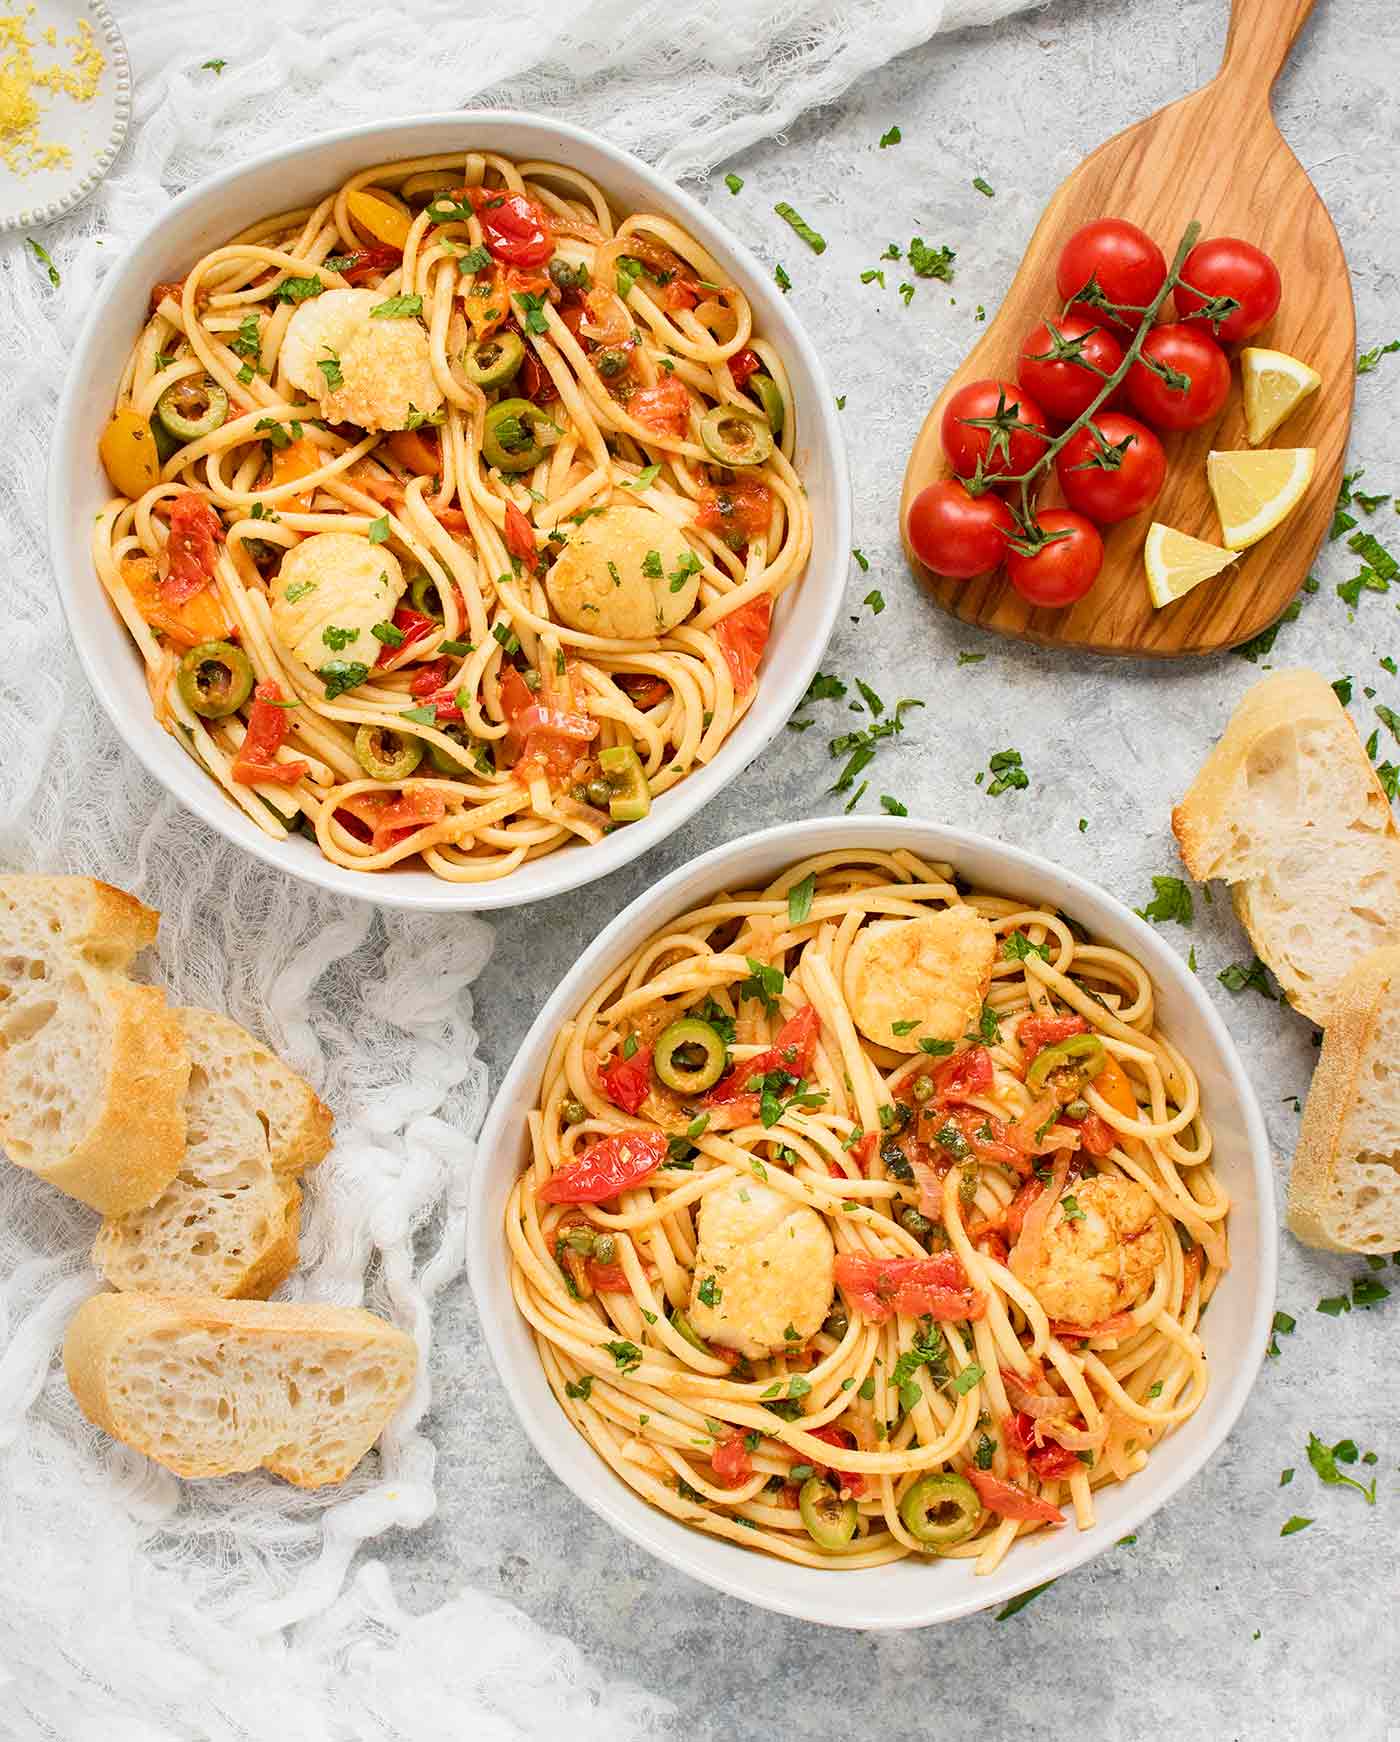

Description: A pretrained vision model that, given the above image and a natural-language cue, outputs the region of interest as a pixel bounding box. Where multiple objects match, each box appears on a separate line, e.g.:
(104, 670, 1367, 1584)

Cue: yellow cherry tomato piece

(100, 406, 161, 499)
(346, 189, 414, 251)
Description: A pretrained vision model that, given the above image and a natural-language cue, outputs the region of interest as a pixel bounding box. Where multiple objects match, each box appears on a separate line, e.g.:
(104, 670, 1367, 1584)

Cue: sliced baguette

(93, 1009, 332, 1299)
(0, 876, 188, 1214)
(1172, 669, 1400, 1024)
(64, 1292, 417, 1487)
(1288, 945, 1400, 1252)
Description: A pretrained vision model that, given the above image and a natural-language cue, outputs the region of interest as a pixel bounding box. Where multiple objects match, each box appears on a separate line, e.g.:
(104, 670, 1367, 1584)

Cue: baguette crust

(64, 1292, 417, 1487)
(0, 874, 160, 968)
(1172, 669, 1400, 1024)
(1288, 945, 1400, 1253)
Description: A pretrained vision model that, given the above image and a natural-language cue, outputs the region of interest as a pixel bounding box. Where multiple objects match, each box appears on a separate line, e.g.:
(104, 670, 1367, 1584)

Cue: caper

(912, 1075, 936, 1102)
(592, 1233, 617, 1265)
(1064, 1098, 1090, 1119)
(900, 1206, 934, 1238)
(585, 778, 612, 808)
(821, 1307, 849, 1341)
(176, 641, 254, 718)
(561, 1098, 587, 1124)
(595, 345, 632, 379)
(548, 257, 590, 294)
(558, 1226, 596, 1254)
(353, 722, 423, 781)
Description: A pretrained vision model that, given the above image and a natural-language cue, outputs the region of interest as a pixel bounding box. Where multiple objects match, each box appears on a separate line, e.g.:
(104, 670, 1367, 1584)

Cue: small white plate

(0, 0, 129, 233)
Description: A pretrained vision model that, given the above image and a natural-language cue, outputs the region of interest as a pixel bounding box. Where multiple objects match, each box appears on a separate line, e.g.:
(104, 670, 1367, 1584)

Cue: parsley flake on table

(972, 176, 995, 197)
(724, 172, 744, 195)
(860, 268, 886, 288)
(982, 748, 1028, 795)
(201, 57, 227, 73)
(1332, 675, 1354, 705)
(1136, 875, 1194, 927)
(957, 651, 986, 666)
(1356, 338, 1400, 374)
(879, 125, 901, 147)
(803, 672, 847, 704)
(1218, 957, 1275, 999)
(880, 794, 908, 816)
(774, 202, 826, 254)
(863, 589, 885, 614)
(1280, 1516, 1313, 1537)
(1306, 1432, 1377, 1502)
(995, 1580, 1055, 1620)
(774, 263, 792, 293)
(908, 238, 956, 282)
(852, 548, 870, 572)
(26, 238, 59, 286)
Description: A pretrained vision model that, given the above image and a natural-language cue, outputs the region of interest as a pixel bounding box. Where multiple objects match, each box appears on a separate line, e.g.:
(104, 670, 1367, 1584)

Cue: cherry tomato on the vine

(940, 378, 1050, 483)
(1017, 312, 1125, 423)
(1005, 510, 1103, 608)
(1174, 237, 1281, 343)
(1054, 412, 1166, 524)
(907, 480, 1015, 579)
(1125, 322, 1231, 430)
(1056, 219, 1167, 326)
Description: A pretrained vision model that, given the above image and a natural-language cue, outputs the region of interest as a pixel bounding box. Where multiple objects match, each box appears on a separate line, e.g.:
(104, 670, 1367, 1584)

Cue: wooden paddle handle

(1217, 0, 1317, 96)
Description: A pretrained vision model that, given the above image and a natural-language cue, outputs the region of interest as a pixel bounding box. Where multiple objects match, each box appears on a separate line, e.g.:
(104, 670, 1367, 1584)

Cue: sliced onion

(1001, 1366, 1064, 1419)
(1011, 1148, 1070, 1274)
(518, 704, 598, 742)
(580, 288, 631, 345)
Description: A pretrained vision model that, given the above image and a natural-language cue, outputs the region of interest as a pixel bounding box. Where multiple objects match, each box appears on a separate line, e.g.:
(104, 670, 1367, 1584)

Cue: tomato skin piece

(1017, 313, 1125, 422)
(1006, 1412, 1081, 1481)
(933, 1043, 994, 1102)
(600, 1042, 654, 1115)
(374, 606, 436, 667)
(711, 1432, 754, 1488)
(727, 348, 762, 387)
(833, 1251, 986, 1324)
(713, 595, 772, 696)
(503, 501, 538, 571)
(966, 1467, 1064, 1524)
(906, 480, 1014, 580)
(1056, 219, 1167, 325)
(164, 492, 224, 603)
(696, 481, 773, 551)
(537, 1130, 668, 1204)
(706, 1004, 818, 1109)
(1054, 412, 1166, 525)
(941, 379, 1050, 482)
(231, 681, 308, 787)
(1018, 1014, 1089, 1060)
(340, 243, 402, 286)
(1175, 237, 1281, 343)
(1005, 510, 1103, 608)
(807, 1424, 867, 1498)
(467, 187, 554, 268)
(1125, 323, 1231, 431)
(627, 374, 692, 435)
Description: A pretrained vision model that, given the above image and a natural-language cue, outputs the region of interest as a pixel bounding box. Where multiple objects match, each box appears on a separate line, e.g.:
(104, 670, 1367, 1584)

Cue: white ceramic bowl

(48, 113, 850, 912)
(468, 816, 1277, 1630)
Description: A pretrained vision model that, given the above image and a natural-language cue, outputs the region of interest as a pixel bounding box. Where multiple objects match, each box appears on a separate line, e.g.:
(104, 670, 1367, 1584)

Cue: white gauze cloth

(0, 0, 1035, 1735)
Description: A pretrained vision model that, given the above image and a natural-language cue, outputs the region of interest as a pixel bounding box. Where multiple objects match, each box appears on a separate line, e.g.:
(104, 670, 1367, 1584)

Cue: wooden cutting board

(899, 0, 1353, 658)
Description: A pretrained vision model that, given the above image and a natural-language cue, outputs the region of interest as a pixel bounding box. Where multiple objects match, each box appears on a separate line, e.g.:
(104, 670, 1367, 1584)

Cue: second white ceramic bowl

(48, 112, 850, 911)
(468, 816, 1277, 1630)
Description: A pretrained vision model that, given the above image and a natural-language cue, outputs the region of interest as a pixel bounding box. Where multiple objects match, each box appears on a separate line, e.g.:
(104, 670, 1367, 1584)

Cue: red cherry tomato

(536, 1130, 667, 1204)
(1175, 237, 1281, 343)
(1005, 510, 1103, 608)
(1056, 219, 1167, 327)
(1016, 312, 1124, 422)
(906, 480, 1015, 579)
(940, 379, 1050, 482)
(1125, 322, 1231, 430)
(1054, 412, 1166, 524)
(467, 188, 554, 269)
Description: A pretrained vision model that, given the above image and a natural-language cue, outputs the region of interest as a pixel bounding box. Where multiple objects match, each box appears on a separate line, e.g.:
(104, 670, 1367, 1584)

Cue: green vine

(960, 219, 1206, 548)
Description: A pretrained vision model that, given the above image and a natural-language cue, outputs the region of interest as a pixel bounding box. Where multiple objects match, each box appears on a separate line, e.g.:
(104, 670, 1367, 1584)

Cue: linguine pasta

(508, 847, 1229, 1572)
(93, 150, 809, 884)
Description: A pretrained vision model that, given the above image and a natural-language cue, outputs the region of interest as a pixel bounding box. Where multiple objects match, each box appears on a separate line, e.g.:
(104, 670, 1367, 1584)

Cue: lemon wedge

(1207, 447, 1316, 550)
(1144, 523, 1239, 609)
(1241, 347, 1322, 444)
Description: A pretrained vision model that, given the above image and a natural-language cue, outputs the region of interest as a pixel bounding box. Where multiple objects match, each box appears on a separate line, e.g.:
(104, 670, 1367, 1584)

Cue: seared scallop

(279, 287, 443, 432)
(843, 906, 996, 1053)
(687, 1176, 834, 1360)
(1010, 1174, 1165, 1327)
(270, 532, 406, 673)
(546, 502, 701, 639)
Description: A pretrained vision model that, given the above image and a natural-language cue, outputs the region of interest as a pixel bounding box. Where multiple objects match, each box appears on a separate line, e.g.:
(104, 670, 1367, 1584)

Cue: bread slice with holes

(1288, 945, 1400, 1252)
(64, 1292, 417, 1487)
(93, 1009, 333, 1299)
(1172, 669, 1400, 1025)
(0, 876, 189, 1214)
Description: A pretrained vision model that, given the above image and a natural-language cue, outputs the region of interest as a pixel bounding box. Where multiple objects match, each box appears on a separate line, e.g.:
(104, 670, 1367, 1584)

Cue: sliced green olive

(670, 1309, 709, 1354)
(426, 722, 472, 772)
(653, 1017, 727, 1094)
(483, 397, 562, 472)
(749, 373, 784, 438)
(462, 331, 524, 389)
(177, 640, 253, 718)
(156, 376, 229, 443)
(409, 572, 444, 620)
(599, 743, 650, 823)
(1025, 1033, 1107, 1094)
(700, 405, 775, 468)
(354, 722, 423, 781)
(799, 1477, 858, 1550)
(898, 1472, 982, 1549)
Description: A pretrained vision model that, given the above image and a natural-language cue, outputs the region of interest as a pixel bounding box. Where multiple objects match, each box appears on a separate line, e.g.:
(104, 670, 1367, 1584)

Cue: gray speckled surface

(399, 1, 1400, 1733)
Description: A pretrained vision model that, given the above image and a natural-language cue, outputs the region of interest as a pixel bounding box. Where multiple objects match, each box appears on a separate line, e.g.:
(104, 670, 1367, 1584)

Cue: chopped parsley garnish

(774, 202, 826, 254)
(864, 589, 885, 614)
(697, 1275, 721, 1308)
(515, 292, 550, 334)
(317, 660, 370, 700)
(774, 263, 792, 293)
(1279, 1516, 1313, 1537)
(919, 1036, 955, 1056)
(565, 1375, 593, 1401)
(861, 269, 886, 288)
(624, 464, 661, 492)
(880, 794, 908, 815)
(1266, 1309, 1296, 1359)
(879, 125, 902, 147)
(367, 515, 391, 545)
(828, 696, 923, 793)
(787, 872, 815, 926)
(983, 747, 1028, 795)
(274, 274, 324, 304)
(957, 651, 986, 666)
(740, 955, 785, 1013)
(995, 1581, 1055, 1619)
(898, 282, 915, 307)
(603, 1340, 643, 1374)
(321, 624, 359, 651)
(400, 706, 437, 726)
(972, 176, 995, 197)
(230, 314, 261, 361)
(253, 417, 302, 451)
(852, 547, 870, 572)
(803, 672, 847, 704)
(440, 638, 474, 657)
(370, 293, 423, 319)
(316, 351, 344, 390)
(1218, 957, 1276, 999)
(952, 1362, 985, 1394)
(1003, 930, 1050, 962)
(908, 237, 956, 282)
(283, 579, 317, 604)
(201, 57, 227, 73)
(1356, 338, 1400, 374)
(724, 173, 744, 195)
(455, 244, 492, 275)
(668, 550, 702, 593)
(891, 1019, 919, 1036)
(1136, 875, 1194, 927)
(1307, 1432, 1377, 1502)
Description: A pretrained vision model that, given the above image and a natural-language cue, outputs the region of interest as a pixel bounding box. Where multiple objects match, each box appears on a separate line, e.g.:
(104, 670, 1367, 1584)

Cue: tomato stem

(996, 219, 1203, 505)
